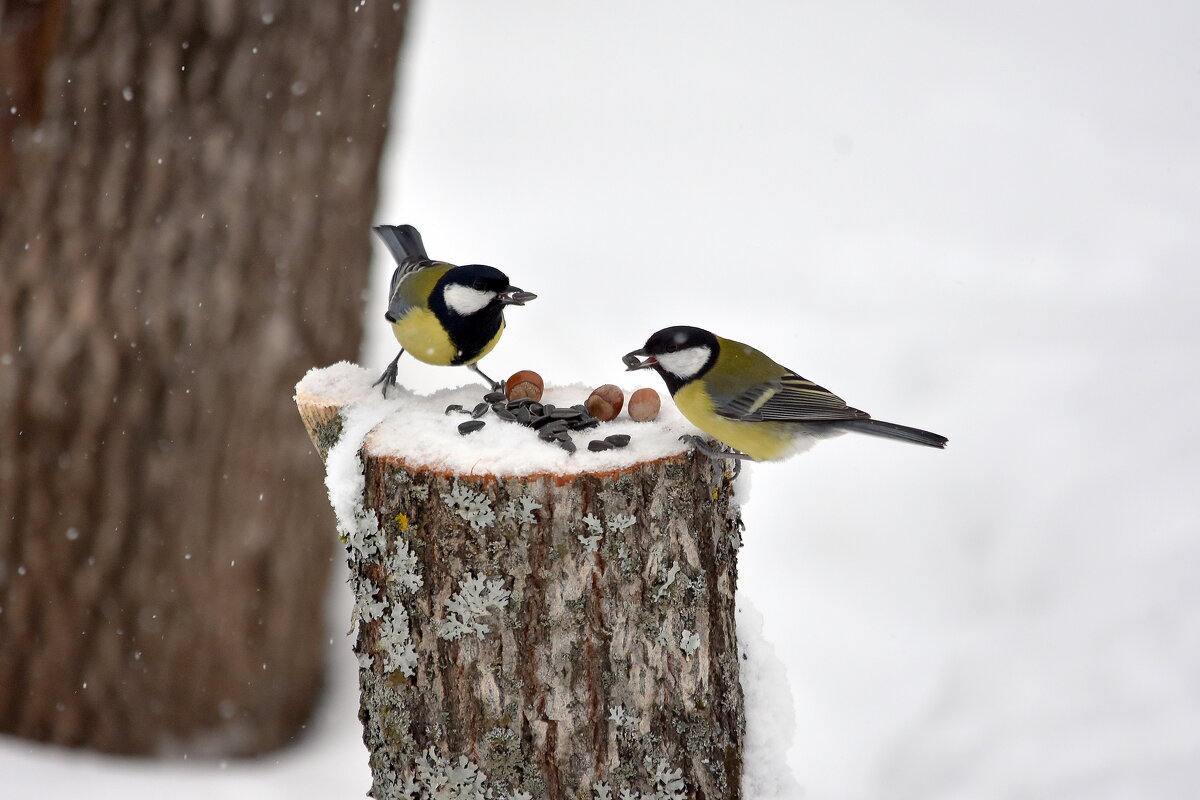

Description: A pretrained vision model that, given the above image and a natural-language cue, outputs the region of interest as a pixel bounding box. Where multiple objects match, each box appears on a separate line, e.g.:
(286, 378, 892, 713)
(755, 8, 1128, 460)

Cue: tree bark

(0, 2, 408, 755)
(297, 377, 747, 800)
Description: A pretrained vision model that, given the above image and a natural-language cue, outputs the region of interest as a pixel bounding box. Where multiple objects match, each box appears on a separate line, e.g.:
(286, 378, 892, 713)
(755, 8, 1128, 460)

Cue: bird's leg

(373, 350, 404, 397)
(467, 363, 503, 392)
(679, 434, 751, 478)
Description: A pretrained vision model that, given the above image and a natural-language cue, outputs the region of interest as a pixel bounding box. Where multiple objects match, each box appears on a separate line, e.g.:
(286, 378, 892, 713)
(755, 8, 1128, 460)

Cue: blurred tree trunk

(0, 1, 408, 756)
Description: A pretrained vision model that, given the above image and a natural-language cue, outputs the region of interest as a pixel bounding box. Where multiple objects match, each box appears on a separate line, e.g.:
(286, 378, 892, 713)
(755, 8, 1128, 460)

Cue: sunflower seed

(550, 407, 584, 420)
(604, 434, 631, 447)
(494, 407, 517, 422)
(537, 420, 569, 439)
(558, 438, 577, 453)
(484, 391, 506, 403)
(587, 440, 615, 452)
(458, 420, 486, 435)
(530, 414, 561, 430)
(471, 402, 489, 418)
(444, 404, 464, 415)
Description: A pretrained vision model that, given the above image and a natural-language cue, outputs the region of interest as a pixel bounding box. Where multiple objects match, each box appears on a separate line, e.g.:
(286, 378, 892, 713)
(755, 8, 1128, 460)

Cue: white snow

(738, 598, 803, 800)
(297, 362, 697, 477)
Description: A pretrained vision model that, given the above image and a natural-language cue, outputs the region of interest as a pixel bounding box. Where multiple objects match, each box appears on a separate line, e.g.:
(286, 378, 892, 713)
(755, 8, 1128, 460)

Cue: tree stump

(296, 364, 746, 800)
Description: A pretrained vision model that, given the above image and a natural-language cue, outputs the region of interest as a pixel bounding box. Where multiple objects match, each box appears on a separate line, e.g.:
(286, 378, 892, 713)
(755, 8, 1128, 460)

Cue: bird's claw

(373, 366, 398, 398)
(678, 435, 747, 478)
(374, 351, 404, 398)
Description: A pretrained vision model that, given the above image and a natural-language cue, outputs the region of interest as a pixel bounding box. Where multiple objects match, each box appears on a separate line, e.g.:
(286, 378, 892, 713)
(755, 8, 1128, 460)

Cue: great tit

(372, 225, 536, 395)
(624, 326, 947, 462)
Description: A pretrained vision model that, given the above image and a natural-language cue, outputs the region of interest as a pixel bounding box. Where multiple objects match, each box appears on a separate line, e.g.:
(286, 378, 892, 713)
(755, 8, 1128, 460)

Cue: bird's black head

(623, 325, 719, 394)
(430, 264, 536, 364)
(440, 265, 536, 315)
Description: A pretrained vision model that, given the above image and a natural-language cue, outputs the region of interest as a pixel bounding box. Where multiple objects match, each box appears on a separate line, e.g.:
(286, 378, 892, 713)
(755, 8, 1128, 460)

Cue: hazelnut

(505, 370, 544, 402)
(585, 384, 624, 422)
(627, 387, 661, 422)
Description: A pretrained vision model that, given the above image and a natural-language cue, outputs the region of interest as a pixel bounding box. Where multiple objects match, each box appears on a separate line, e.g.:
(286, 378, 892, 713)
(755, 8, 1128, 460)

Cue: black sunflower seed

(558, 438, 577, 453)
(604, 434, 631, 447)
(530, 414, 561, 430)
(484, 391, 507, 403)
(458, 420, 486, 435)
(471, 402, 489, 418)
(494, 407, 517, 422)
(444, 404, 464, 415)
(537, 420, 569, 439)
(587, 440, 615, 452)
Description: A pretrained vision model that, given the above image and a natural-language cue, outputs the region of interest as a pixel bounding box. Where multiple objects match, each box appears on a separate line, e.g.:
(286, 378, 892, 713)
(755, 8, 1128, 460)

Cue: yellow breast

(391, 309, 459, 365)
(673, 381, 798, 461)
(391, 312, 506, 366)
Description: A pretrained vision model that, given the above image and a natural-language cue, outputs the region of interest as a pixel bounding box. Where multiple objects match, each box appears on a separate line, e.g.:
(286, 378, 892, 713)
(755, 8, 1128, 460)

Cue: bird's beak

(623, 348, 656, 371)
(500, 288, 537, 306)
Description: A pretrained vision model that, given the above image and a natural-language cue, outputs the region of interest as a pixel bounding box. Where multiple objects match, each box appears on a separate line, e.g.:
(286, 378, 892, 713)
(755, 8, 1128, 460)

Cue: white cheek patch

(443, 284, 496, 316)
(655, 346, 711, 379)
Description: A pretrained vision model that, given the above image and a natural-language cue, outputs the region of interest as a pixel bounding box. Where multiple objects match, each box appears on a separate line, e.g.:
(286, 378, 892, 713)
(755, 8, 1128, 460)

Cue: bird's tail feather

(373, 224, 427, 264)
(838, 419, 948, 448)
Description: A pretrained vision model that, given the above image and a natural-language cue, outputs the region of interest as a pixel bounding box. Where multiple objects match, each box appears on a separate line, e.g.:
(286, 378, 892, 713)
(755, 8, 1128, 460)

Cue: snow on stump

(295, 363, 746, 800)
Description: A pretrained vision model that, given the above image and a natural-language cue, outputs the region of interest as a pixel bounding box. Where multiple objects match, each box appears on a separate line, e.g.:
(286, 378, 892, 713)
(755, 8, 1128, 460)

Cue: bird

(623, 325, 947, 463)
(372, 224, 536, 395)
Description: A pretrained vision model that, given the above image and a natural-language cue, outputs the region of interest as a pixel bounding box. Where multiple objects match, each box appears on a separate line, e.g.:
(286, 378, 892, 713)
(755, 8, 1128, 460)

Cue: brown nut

(585, 384, 624, 422)
(627, 387, 661, 422)
(505, 370, 544, 402)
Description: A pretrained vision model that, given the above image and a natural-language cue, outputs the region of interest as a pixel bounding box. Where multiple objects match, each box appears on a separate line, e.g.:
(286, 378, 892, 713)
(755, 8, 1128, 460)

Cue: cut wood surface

(296, 364, 747, 800)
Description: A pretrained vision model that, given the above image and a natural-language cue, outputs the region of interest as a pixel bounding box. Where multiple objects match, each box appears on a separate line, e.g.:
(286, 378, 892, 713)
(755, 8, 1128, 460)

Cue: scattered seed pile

(296, 362, 693, 477)
(447, 389, 634, 455)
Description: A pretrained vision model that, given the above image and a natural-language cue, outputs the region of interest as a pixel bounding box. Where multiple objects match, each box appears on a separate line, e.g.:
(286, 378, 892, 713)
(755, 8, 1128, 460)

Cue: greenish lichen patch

(442, 481, 496, 530)
(439, 572, 512, 641)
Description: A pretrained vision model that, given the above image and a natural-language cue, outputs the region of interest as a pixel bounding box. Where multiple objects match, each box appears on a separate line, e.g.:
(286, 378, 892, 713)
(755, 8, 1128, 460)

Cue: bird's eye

(471, 279, 485, 290)
(665, 344, 679, 353)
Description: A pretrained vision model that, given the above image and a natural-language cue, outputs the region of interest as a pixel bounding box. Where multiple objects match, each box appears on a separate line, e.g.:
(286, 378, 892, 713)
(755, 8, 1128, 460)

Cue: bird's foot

(373, 351, 403, 397)
(468, 363, 503, 392)
(678, 435, 750, 478)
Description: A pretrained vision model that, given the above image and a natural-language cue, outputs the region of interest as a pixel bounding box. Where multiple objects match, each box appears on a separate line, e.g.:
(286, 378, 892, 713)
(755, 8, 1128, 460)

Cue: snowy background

(6, 1, 1200, 797)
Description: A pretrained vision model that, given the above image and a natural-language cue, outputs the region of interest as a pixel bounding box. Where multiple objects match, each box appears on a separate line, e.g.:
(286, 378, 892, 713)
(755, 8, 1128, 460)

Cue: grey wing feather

(715, 372, 869, 422)
(374, 225, 434, 317)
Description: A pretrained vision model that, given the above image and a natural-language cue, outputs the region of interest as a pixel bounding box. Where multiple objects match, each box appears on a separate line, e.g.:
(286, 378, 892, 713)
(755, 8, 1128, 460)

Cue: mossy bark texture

(300, 396, 746, 800)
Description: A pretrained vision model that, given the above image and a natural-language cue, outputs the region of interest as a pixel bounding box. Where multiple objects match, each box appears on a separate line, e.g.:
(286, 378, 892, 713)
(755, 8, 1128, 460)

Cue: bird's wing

(388, 261, 452, 319)
(375, 225, 440, 317)
(713, 371, 870, 422)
